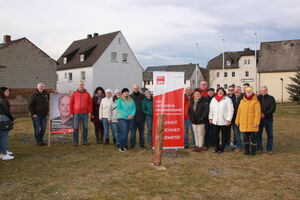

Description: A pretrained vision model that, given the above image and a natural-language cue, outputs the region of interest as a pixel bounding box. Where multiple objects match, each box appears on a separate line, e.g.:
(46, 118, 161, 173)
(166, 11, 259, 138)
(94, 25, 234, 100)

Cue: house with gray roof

(258, 39, 300, 102)
(0, 35, 57, 89)
(207, 48, 259, 91)
(143, 63, 208, 91)
(56, 31, 143, 94)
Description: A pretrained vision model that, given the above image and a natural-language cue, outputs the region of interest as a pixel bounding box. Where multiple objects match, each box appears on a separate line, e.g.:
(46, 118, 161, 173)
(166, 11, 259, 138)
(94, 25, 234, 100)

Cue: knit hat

(121, 88, 129, 94)
(114, 88, 121, 94)
(105, 89, 112, 94)
(144, 90, 152, 95)
(208, 88, 214, 92)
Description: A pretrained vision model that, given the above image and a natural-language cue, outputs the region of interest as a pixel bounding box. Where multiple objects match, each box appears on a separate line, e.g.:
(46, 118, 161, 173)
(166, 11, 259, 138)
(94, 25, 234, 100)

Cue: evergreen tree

(286, 67, 300, 103)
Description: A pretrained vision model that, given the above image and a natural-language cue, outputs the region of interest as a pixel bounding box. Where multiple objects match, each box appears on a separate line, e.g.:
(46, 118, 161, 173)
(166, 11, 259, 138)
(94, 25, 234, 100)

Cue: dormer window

(63, 57, 67, 64)
(80, 54, 85, 62)
(226, 60, 231, 66)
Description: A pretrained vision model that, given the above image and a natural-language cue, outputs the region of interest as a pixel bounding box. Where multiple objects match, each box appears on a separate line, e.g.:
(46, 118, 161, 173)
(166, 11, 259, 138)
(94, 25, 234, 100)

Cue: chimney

(87, 34, 92, 39)
(93, 33, 99, 37)
(3, 35, 11, 43)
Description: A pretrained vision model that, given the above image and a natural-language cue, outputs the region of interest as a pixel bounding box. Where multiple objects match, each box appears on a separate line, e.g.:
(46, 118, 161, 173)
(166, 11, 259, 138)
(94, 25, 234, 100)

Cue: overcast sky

(1, 0, 300, 68)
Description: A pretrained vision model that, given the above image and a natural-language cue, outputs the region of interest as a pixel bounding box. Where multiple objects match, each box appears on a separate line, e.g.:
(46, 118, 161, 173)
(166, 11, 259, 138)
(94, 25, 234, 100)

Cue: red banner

(153, 72, 184, 149)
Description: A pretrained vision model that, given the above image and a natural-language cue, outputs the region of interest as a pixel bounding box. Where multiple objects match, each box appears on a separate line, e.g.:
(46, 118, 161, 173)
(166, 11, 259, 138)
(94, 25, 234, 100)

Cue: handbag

(0, 120, 13, 131)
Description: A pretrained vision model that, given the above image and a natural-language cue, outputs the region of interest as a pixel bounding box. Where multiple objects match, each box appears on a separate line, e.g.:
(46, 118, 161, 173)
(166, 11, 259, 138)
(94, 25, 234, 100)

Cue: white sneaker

(7, 151, 13, 155)
(2, 154, 14, 160)
(119, 148, 125, 152)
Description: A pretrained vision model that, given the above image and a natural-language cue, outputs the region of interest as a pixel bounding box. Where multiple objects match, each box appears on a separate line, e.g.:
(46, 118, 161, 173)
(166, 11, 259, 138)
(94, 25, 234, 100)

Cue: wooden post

(152, 114, 166, 170)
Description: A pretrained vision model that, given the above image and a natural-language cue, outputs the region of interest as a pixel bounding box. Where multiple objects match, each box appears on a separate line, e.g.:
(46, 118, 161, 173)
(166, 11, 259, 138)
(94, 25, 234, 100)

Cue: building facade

(56, 31, 144, 94)
(207, 48, 258, 92)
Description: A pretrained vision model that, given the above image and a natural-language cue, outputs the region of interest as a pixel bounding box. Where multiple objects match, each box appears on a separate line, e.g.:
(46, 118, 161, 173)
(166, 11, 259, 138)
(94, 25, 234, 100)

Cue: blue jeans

(102, 118, 111, 140)
(233, 124, 243, 149)
(184, 119, 195, 147)
(145, 116, 153, 146)
(130, 121, 145, 148)
(257, 119, 274, 152)
(0, 115, 10, 154)
(118, 119, 132, 149)
(31, 116, 47, 143)
(111, 123, 120, 145)
(73, 113, 89, 145)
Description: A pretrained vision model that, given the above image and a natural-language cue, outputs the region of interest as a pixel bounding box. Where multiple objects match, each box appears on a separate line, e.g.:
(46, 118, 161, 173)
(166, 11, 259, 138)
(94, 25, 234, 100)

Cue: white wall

(93, 32, 144, 93)
(209, 55, 258, 92)
(56, 67, 93, 94)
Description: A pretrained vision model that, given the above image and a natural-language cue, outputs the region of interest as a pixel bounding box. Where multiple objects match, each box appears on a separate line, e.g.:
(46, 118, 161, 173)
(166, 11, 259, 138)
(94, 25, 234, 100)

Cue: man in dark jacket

(204, 88, 215, 149)
(230, 86, 244, 151)
(28, 83, 49, 146)
(130, 84, 146, 148)
(257, 86, 276, 155)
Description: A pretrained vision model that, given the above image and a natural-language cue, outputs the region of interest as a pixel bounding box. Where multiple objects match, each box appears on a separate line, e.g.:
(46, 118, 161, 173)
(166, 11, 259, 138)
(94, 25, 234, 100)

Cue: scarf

(193, 98, 200, 112)
(200, 89, 208, 97)
(245, 93, 255, 100)
(215, 95, 225, 102)
(94, 93, 104, 104)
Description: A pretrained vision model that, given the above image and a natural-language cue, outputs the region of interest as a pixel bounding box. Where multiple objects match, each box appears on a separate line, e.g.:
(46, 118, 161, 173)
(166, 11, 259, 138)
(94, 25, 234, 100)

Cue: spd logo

(156, 76, 165, 85)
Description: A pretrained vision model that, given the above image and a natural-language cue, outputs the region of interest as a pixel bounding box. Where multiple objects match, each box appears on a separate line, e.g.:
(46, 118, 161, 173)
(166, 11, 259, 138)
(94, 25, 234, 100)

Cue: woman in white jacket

(99, 89, 113, 144)
(111, 88, 121, 148)
(209, 87, 234, 154)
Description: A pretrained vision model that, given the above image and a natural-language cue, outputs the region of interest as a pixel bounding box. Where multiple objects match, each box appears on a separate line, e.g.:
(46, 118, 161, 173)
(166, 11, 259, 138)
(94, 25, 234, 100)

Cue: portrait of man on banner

(50, 93, 74, 134)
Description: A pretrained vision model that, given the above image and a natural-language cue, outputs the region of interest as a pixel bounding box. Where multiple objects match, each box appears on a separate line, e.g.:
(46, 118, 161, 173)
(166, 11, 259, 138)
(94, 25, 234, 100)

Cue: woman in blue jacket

(117, 88, 136, 152)
(142, 90, 153, 147)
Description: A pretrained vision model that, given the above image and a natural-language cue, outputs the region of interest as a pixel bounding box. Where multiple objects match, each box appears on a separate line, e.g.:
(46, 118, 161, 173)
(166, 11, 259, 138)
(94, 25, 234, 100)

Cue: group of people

(0, 79, 276, 160)
(185, 81, 276, 156)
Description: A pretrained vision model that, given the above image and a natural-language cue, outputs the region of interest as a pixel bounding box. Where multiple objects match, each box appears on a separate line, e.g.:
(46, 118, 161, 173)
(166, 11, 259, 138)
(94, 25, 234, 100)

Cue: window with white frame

(68, 72, 72, 81)
(122, 53, 128, 62)
(247, 59, 250, 65)
(63, 57, 67, 64)
(232, 72, 235, 77)
(244, 59, 247, 65)
(111, 52, 117, 61)
(64, 72, 67, 79)
(217, 84, 220, 88)
(224, 84, 228, 89)
(81, 71, 86, 81)
(245, 71, 249, 77)
(80, 54, 84, 62)
(224, 72, 228, 77)
(216, 72, 220, 77)
(226, 60, 231, 66)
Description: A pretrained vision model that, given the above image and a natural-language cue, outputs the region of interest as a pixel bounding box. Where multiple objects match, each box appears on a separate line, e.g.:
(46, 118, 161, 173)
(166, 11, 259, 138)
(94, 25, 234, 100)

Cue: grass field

(0, 106, 300, 200)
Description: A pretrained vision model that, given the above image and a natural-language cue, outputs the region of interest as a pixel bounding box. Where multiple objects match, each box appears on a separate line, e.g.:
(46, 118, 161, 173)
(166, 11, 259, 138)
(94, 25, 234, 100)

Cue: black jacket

(257, 94, 276, 121)
(28, 90, 50, 117)
(130, 92, 146, 122)
(188, 98, 209, 124)
(0, 98, 14, 121)
(230, 94, 244, 123)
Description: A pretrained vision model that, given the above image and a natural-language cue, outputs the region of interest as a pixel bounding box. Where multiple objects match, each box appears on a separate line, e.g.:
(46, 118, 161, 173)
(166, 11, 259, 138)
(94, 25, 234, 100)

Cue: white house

(207, 48, 258, 92)
(142, 63, 209, 91)
(56, 31, 144, 94)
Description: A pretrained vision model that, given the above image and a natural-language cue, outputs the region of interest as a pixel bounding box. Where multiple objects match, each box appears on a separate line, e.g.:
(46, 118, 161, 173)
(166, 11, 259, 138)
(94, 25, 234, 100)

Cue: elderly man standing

(70, 81, 92, 146)
(130, 84, 146, 149)
(257, 86, 276, 155)
(199, 80, 209, 97)
(184, 87, 195, 149)
(28, 82, 50, 146)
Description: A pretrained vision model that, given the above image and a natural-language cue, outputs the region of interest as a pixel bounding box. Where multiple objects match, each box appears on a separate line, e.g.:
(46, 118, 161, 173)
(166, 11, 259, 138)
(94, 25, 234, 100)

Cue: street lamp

(280, 78, 283, 106)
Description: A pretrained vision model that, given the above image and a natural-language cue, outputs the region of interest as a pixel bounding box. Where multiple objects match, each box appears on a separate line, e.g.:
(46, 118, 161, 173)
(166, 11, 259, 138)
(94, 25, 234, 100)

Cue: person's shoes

(130, 146, 135, 150)
(37, 142, 45, 146)
(74, 143, 79, 147)
(202, 147, 209, 151)
(184, 146, 189, 149)
(113, 139, 116, 144)
(140, 145, 145, 148)
(7, 151, 13, 155)
(234, 148, 241, 152)
(124, 148, 130, 152)
(256, 150, 263, 154)
(119, 148, 125, 152)
(192, 147, 200, 152)
(267, 151, 273, 155)
(217, 151, 223, 154)
(105, 139, 110, 145)
(83, 143, 90, 146)
(2, 154, 14, 160)
(116, 144, 120, 148)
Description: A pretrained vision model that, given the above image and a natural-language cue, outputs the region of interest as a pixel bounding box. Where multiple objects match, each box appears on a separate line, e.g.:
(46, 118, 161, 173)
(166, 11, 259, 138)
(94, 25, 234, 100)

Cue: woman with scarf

(188, 89, 209, 152)
(209, 87, 234, 154)
(235, 87, 261, 156)
(91, 87, 105, 144)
